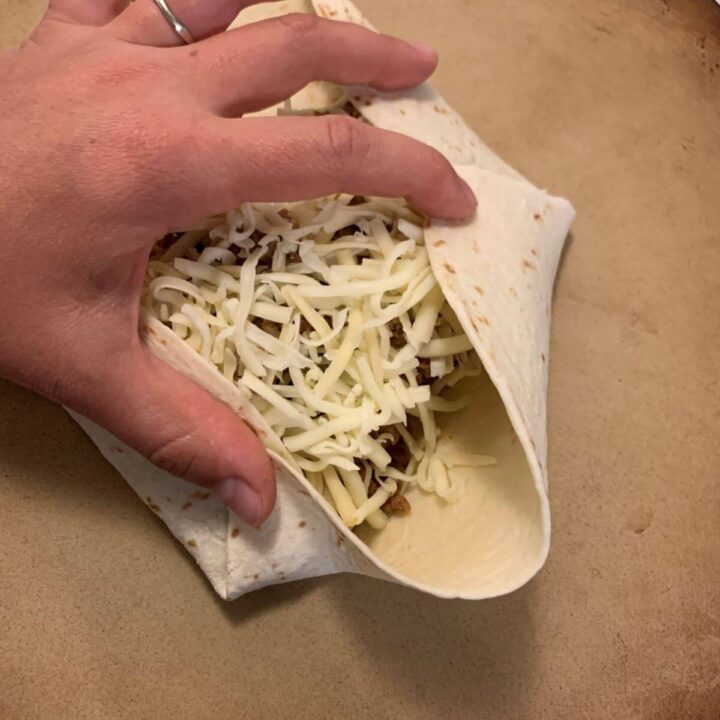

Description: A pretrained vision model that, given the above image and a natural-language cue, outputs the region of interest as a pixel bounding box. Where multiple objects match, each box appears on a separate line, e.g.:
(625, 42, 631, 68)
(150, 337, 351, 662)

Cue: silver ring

(151, 0, 196, 45)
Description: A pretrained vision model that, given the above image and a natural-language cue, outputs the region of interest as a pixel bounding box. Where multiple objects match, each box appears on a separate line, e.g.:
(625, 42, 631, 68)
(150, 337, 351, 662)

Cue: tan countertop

(2, 1, 719, 718)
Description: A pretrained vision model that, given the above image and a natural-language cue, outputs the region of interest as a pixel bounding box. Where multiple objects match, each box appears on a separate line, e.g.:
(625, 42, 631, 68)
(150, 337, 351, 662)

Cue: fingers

(176, 115, 476, 222)
(111, 0, 270, 46)
(184, 15, 438, 116)
(45, 0, 129, 26)
(88, 345, 276, 527)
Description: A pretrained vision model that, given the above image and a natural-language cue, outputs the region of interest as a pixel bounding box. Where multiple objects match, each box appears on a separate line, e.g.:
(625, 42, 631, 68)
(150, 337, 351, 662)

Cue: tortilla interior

(355, 371, 545, 597)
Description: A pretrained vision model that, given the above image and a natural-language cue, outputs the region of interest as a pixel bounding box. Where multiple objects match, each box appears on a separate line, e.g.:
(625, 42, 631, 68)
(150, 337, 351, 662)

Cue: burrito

(68, 0, 575, 600)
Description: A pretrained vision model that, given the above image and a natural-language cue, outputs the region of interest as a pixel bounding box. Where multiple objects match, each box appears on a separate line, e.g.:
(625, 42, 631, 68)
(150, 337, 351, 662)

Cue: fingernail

(459, 178, 478, 208)
(215, 477, 263, 527)
(409, 41, 438, 61)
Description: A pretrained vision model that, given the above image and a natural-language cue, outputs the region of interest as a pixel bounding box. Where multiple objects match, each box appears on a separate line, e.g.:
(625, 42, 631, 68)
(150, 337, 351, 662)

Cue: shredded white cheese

(144, 194, 485, 529)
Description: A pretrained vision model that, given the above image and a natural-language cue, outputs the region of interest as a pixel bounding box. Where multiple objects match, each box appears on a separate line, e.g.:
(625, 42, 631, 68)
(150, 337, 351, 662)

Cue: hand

(0, 0, 477, 526)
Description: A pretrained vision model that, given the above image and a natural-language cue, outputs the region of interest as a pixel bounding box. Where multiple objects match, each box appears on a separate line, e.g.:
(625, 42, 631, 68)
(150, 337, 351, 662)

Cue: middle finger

(182, 14, 438, 116)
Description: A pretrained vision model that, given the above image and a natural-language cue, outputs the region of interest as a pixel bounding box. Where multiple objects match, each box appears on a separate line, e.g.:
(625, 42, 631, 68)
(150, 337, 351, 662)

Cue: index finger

(183, 115, 477, 221)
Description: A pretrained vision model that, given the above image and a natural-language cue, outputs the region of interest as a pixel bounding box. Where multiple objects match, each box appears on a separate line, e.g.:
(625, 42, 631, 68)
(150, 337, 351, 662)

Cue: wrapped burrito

(69, 0, 575, 600)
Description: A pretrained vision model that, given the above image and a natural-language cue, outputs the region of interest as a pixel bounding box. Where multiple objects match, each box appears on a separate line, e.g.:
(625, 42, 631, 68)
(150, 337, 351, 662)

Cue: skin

(0, 0, 476, 527)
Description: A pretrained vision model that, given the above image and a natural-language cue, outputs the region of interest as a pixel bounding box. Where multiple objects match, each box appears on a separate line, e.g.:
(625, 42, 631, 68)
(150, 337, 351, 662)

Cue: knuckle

(324, 116, 372, 168)
(277, 12, 321, 40)
(418, 147, 454, 190)
(148, 429, 204, 480)
(119, 119, 196, 200)
(89, 47, 167, 87)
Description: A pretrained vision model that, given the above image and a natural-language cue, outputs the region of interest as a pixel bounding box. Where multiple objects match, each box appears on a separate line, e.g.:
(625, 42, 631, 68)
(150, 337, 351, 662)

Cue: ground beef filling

(368, 425, 415, 516)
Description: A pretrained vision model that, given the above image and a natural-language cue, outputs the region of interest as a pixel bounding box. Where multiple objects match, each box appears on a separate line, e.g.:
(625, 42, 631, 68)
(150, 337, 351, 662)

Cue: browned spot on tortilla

(530, 438, 536, 450)
(538, 460, 543, 470)
(159, 339, 167, 345)
(353, 95, 362, 101)
(186, 539, 197, 548)
(511, 436, 518, 445)
(165, 496, 171, 502)
(443, 262, 456, 274)
(271, 563, 277, 569)
(192, 491, 211, 500)
(476, 314, 490, 325)
(181, 501, 192, 510)
(364, 100, 372, 106)
(399, 108, 407, 115)
(471, 318, 481, 333)
(146, 496, 153, 504)
(531, 248, 537, 256)
(337, 533, 345, 546)
(149, 504, 161, 513)
(433, 104, 449, 114)
(522, 259, 536, 271)
(534, 213, 542, 221)
(253, 573, 259, 580)
(474, 285, 485, 295)
(509, 287, 518, 298)
(298, 489, 310, 496)
(298, 521, 306, 528)
(110, 446, 123, 454)
(541, 353, 546, 363)
(231, 527, 240, 538)
(433, 240, 447, 248)
(472, 240, 479, 252)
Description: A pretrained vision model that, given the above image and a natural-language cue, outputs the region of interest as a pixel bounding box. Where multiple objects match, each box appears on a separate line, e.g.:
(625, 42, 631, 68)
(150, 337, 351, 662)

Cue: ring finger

(185, 16, 438, 116)
(110, 0, 270, 46)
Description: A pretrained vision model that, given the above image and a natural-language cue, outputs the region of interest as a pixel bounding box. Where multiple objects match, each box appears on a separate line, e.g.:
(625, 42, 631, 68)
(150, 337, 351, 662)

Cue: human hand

(0, 0, 477, 526)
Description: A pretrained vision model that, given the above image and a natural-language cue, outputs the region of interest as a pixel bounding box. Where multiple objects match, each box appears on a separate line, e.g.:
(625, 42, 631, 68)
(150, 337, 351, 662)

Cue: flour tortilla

(68, 0, 574, 600)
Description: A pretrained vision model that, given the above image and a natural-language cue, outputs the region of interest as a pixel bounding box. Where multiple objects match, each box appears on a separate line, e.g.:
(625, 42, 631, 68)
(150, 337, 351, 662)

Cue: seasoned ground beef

(382, 494, 411, 515)
(252, 318, 281, 337)
(332, 224, 361, 241)
(371, 425, 401, 446)
(416, 357, 433, 385)
(387, 318, 406, 349)
(386, 439, 412, 470)
(285, 249, 301, 264)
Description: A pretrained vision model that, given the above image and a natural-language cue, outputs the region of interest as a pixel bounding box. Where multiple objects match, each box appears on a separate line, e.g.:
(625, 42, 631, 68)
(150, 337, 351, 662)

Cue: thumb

(87, 346, 276, 527)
